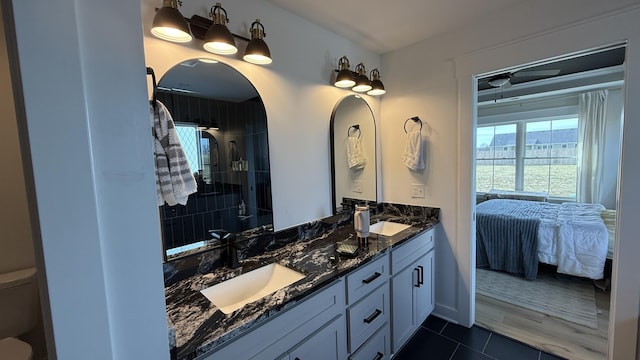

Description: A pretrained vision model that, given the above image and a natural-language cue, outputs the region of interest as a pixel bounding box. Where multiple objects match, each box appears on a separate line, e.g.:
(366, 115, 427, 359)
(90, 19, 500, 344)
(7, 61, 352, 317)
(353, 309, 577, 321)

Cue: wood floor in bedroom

(475, 282, 610, 360)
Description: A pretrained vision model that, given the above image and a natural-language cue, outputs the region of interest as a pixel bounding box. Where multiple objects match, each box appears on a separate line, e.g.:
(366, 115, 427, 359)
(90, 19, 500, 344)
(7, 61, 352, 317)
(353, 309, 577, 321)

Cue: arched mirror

(330, 95, 377, 213)
(156, 58, 273, 260)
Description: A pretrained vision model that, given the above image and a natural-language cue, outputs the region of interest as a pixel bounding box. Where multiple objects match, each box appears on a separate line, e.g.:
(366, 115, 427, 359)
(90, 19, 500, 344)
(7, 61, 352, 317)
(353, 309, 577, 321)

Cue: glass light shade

(243, 38, 272, 65)
(352, 74, 372, 92)
(203, 24, 237, 54)
(151, 6, 192, 43)
(367, 79, 386, 95)
(334, 69, 356, 88)
(198, 58, 219, 64)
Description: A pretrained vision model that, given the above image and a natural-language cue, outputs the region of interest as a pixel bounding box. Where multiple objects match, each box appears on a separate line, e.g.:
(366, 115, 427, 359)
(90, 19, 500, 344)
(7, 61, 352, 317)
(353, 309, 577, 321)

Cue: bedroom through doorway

(473, 44, 625, 360)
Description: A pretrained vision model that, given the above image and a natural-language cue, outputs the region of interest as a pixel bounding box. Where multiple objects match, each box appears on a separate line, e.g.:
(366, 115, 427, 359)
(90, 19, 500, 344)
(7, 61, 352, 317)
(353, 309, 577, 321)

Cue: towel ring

(348, 124, 361, 138)
(404, 116, 422, 134)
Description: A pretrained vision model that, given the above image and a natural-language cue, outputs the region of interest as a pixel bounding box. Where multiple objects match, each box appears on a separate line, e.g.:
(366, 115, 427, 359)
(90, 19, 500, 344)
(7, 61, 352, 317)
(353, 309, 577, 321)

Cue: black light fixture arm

(336, 56, 351, 71)
(250, 20, 266, 39)
(183, 14, 251, 42)
(209, 3, 229, 25)
(370, 68, 381, 80)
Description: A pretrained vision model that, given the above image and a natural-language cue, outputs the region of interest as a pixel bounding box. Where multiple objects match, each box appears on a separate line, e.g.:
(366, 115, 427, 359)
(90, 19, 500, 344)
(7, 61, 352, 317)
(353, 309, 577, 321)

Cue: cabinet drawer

(348, 324, 390, 360)
(390, 229, 434, 274)
(346, 254, 389, 304)
(347, 284, 389, 353)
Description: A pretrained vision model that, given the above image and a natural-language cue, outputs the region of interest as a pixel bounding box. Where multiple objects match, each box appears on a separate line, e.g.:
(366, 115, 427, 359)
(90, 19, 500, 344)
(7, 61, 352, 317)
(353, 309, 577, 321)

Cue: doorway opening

(473, 44, 625, 360)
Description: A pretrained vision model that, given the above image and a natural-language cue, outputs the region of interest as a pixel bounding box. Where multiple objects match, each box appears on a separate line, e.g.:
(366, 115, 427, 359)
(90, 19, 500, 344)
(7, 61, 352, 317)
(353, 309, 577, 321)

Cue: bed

(476, 199, 610, 280)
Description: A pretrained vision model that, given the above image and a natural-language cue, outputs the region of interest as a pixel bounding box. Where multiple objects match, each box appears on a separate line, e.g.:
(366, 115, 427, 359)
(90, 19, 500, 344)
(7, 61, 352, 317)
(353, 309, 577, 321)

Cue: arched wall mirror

(156, 58, 273, 260)
(330, 95, 377, 213)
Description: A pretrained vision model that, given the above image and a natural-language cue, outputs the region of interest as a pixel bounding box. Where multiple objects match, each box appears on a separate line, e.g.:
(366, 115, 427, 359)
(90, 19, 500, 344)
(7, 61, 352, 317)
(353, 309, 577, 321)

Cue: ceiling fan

(482, 68, 561, 88)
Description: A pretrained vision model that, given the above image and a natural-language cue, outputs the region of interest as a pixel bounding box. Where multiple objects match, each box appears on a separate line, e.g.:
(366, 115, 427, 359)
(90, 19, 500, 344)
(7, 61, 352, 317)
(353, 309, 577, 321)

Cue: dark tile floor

(394, 315, 567, 360)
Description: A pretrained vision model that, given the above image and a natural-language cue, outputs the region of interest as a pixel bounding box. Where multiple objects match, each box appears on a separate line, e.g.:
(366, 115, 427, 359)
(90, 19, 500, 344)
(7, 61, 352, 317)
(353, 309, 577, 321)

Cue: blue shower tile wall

(157, 90, 273, 251)
(161, 192, 242, 250)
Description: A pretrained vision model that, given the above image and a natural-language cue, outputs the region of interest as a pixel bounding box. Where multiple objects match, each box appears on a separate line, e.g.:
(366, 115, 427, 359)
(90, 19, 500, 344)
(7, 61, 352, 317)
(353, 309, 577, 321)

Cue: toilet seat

(0, 337, 33, 360)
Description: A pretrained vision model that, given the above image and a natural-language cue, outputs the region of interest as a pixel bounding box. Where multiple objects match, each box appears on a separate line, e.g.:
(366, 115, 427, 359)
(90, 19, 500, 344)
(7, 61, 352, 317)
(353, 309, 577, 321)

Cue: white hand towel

(347, 136, 366, 170)
(401, 129, 424, 171)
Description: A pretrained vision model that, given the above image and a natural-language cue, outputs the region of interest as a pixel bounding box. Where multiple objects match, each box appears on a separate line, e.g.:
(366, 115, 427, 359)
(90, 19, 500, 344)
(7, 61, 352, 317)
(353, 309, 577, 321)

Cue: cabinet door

(289, 317, 346, 360)
(414, 250, 434, 324)
(390, 265, 418, 353)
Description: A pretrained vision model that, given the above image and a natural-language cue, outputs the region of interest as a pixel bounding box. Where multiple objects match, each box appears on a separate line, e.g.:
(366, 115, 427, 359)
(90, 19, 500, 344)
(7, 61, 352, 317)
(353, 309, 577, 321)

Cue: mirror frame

(330, 95, 377, 214)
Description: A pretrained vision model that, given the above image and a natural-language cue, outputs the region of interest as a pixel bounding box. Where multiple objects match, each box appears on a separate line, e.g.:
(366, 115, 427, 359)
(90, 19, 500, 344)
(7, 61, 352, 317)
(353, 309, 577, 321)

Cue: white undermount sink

(369, 221, 411, 236)
(200, 263, 306, 314)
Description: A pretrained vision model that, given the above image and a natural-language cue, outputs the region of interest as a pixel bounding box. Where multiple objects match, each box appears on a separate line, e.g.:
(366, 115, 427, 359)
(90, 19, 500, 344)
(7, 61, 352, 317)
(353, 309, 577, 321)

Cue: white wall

(380, 0, 640, 358)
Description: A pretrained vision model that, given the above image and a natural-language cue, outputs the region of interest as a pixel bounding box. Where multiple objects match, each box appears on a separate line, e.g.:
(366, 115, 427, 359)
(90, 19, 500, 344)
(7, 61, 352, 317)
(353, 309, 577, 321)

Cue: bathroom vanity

(164, 203, 439, 360)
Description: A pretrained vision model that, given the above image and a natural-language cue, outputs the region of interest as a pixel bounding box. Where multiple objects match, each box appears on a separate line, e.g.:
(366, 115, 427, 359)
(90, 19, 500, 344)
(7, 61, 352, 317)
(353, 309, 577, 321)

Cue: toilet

(0, 267, 37, 360)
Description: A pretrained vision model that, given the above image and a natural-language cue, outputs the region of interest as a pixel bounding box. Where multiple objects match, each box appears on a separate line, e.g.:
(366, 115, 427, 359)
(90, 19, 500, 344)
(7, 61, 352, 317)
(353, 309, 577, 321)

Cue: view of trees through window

(476, 118, 578, 198)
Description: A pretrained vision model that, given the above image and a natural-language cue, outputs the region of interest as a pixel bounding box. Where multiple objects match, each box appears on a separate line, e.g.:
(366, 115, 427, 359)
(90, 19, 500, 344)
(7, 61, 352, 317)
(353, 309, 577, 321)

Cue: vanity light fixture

(333, 57, 385, 95)
(203, 2, 238, 55)
(243, 20, 272, 65)
(367, 69, 386, 96)
(151, 0, 192, 43)
(352, 63, 372, 93)
(334, 56, 356, 88)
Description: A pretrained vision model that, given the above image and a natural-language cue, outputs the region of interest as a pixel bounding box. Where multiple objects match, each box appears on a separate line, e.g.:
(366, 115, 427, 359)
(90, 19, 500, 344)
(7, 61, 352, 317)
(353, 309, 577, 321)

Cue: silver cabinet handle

(418, 265, 424, 286)
(413, 267, 420, 287)
(374, 352, 384, 360)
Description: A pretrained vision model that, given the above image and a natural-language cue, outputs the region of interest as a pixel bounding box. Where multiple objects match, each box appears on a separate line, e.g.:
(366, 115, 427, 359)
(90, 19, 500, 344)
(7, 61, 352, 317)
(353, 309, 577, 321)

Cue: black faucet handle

(209, 229, 242, 269)
(209, 229, 232, 241)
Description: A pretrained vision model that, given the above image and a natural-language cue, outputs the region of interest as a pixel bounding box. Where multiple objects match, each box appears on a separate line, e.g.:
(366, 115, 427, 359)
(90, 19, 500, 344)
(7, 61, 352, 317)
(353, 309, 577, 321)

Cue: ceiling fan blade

(513, 69, 561, 77)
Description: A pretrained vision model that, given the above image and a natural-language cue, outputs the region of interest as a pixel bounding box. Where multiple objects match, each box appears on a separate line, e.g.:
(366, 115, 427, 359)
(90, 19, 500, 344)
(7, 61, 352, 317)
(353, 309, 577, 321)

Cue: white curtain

(576, 90, 608, 204)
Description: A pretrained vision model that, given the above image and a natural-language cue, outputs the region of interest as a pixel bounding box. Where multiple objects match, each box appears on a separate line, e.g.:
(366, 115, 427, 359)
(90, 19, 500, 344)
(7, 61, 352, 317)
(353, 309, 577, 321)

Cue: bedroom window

(476, 117, 578, 198)
(476, 124, 517, 192)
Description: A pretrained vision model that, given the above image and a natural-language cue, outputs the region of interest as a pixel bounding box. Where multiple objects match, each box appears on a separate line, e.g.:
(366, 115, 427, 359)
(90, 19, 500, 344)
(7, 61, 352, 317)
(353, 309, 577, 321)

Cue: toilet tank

(0, 267, 38, 339)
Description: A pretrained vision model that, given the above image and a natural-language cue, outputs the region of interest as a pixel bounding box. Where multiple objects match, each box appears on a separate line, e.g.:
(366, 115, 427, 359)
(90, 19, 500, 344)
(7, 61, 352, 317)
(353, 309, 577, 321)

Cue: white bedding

(537, 202, 609, 279)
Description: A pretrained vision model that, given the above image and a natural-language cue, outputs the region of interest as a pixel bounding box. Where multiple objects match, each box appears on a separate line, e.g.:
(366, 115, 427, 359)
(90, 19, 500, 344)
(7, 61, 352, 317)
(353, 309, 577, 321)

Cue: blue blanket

(476, 199, 549, 280)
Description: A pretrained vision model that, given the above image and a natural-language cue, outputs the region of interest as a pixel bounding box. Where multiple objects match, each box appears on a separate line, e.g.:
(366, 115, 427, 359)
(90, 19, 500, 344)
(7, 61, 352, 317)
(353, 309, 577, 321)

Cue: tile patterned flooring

(394, 315, 566, 360)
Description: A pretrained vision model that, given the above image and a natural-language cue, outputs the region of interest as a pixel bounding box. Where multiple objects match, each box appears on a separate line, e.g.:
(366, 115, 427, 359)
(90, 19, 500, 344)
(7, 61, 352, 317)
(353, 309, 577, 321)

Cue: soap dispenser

(239, 200, 246, 216)
(354, 205, 370, 250)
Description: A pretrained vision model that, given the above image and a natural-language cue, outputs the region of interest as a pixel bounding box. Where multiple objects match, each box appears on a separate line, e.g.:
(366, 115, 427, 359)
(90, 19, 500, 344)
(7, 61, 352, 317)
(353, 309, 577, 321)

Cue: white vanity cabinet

(285, 316, 346, 360)
(344, 254, 390, 358)
(204, 279, 346, 360)
(200, 227, 436, 360)
(389, 229, 435, 354)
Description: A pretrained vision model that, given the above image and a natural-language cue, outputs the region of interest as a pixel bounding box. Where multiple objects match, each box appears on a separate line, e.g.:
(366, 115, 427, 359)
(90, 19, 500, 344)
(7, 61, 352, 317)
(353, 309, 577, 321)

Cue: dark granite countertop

(164, 203, 440, 360)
